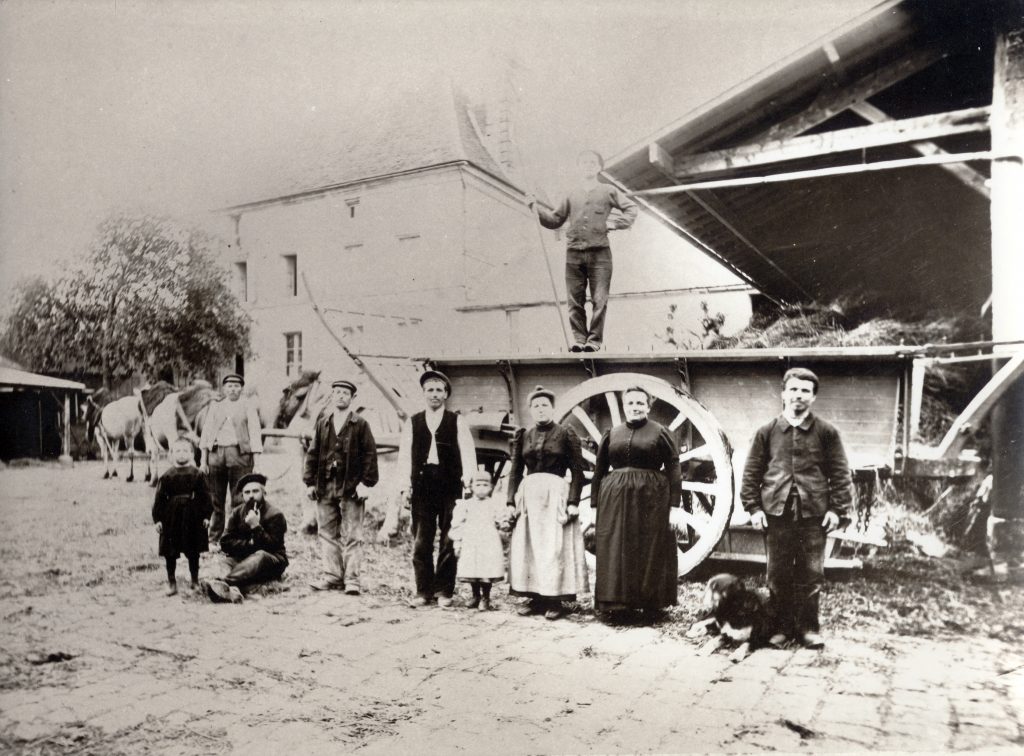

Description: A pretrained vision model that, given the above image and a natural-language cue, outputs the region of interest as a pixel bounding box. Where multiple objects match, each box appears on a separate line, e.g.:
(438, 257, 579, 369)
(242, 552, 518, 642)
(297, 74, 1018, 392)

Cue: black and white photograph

(1, 0, 1023, 752)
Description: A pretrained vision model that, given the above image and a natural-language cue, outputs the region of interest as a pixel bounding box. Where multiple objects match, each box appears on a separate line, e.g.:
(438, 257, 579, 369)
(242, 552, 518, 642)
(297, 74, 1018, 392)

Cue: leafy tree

(1, 212, 251, 387)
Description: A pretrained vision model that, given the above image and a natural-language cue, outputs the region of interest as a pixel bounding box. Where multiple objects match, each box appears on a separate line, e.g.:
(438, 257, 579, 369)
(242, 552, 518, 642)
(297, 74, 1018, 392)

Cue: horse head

(275, 370, 322, 428)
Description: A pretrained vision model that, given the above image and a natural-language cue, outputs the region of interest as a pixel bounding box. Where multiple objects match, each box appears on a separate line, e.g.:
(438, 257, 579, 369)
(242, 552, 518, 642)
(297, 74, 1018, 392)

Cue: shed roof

(224, 78, 521, 210)
(0, 367, 86, 391)
(605, 0, 995, 318)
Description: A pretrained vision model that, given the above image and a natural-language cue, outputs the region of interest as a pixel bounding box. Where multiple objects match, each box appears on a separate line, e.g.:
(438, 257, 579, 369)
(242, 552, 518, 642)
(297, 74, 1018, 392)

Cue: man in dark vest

(303, 379, 379, 595)
(396, 370, 477, 607)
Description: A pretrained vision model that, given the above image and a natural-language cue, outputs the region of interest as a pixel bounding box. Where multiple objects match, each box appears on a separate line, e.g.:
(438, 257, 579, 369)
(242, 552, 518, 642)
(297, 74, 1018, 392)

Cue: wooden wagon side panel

(801, 363, 901, 470)
(689, 363, 781, 457)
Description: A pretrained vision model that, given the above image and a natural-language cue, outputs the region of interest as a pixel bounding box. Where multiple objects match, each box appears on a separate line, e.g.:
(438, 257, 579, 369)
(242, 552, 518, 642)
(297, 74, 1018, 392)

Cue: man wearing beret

(303, 379, 379, 594)
(396, 370, 477, 607)
(203, 473, 288, 603)
(200, 374, 263, 543)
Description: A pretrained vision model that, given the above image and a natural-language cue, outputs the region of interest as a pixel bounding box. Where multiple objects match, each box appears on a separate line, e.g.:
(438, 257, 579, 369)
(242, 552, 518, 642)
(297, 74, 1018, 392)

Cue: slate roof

(225, 78, 520, 209)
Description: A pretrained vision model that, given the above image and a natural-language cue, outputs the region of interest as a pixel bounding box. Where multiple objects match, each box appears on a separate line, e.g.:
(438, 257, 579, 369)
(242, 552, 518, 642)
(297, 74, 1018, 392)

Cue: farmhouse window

(234, 262, 248, 302)
(285, 332, 302, 377)
(284, 254, 297, 297)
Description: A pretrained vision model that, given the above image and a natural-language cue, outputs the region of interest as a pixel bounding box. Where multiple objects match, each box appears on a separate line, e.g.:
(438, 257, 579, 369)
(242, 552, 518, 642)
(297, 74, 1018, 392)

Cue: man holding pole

(527, 150, 638, 352)
(304, 379, 379, 595)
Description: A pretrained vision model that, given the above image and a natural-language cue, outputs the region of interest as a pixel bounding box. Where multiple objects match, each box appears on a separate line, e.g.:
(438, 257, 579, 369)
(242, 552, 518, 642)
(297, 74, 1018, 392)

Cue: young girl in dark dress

(153, 438, 213, 595)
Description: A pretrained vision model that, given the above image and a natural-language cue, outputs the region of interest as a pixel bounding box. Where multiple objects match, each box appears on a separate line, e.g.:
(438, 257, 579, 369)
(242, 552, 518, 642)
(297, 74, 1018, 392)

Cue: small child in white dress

(451, 470, 507, 611)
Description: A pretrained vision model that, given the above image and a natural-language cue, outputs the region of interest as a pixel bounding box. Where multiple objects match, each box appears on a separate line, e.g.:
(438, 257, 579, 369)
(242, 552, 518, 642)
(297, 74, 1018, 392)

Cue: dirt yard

(2, 449, 1024, 754)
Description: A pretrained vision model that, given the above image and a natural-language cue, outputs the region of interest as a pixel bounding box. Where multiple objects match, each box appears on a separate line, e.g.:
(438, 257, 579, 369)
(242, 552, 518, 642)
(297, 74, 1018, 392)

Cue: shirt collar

(779, 412, 815, 432)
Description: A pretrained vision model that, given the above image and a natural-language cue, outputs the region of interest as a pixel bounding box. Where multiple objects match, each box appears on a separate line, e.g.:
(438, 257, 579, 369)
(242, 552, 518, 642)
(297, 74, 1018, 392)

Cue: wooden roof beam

(850, 101, 991, 198)
(671, 106, 991, 178)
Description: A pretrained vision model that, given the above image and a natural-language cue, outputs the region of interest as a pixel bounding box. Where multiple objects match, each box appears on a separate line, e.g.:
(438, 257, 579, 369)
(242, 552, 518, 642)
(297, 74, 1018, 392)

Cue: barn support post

(60, 392, 73, 465)
(989, 3, 1024, 563)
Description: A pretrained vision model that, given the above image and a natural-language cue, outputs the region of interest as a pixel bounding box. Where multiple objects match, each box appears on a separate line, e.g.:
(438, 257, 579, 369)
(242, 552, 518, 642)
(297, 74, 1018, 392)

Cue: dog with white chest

(687, 573, 779, 663)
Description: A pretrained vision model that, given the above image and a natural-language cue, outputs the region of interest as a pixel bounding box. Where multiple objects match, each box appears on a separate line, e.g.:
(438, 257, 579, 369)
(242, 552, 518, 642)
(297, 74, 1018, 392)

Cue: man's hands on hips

(749, 509, 841, 531)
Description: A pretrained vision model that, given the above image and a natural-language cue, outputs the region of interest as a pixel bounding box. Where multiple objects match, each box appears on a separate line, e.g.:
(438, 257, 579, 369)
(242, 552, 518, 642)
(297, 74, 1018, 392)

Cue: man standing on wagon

(527, 150, 638, 352)
(304, 379, 379, 595)
(200, 373, 263, 544)
(741, 367, 853, 649)
(396, 370, 477, 608)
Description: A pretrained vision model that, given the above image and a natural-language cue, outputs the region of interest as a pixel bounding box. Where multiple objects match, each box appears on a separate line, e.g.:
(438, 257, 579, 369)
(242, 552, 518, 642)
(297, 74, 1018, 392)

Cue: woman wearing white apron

(506, 386, 589, 620)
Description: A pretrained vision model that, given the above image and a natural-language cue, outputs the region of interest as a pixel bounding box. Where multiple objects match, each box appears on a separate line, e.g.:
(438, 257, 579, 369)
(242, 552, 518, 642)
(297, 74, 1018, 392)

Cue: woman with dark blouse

(506, 386, 589, 620)
(591, 385, 681, 614)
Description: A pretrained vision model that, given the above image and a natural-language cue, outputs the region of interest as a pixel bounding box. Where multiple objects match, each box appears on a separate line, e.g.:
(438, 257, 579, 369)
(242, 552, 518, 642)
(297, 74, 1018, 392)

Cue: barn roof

(605, 0, 995, 319)
(0, 367, 85, 391)
(224, 78, 521, 210)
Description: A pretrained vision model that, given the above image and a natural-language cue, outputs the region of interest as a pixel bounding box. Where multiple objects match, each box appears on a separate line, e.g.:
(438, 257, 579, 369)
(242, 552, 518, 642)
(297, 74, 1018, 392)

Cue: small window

(285, 332, 302, 377)
(345, 197, 360, 219)
(283, 255, 297, 297)
(234, 262, 248, 302)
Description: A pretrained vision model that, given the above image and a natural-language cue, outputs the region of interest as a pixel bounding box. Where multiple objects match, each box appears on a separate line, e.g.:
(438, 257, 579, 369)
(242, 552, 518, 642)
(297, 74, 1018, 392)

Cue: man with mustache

(741, 368, 852, 649)
(203, 473, 288, 603)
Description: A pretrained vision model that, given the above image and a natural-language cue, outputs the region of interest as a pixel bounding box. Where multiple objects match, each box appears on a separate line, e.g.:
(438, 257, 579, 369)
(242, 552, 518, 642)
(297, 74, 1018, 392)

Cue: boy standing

(528, 150, 638, 352)
(741, 368, 853, 649)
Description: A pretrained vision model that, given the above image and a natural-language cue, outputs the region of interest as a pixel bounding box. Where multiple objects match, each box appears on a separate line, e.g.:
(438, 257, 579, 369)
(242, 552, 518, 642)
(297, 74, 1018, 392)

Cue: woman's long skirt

(595, 467, 678, 610)
(509, 473, 589, 601)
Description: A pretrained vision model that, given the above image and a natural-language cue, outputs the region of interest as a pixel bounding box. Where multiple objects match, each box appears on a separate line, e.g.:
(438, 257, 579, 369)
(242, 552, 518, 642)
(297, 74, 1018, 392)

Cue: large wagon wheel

(556, 372, 733, 577)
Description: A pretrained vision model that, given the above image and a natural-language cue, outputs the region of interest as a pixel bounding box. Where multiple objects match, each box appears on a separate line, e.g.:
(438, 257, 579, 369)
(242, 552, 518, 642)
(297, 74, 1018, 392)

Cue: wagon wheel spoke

(604, 392, 621, 426)
(581, 448, 597, 466)
(582, 469, 594, 480)
(671, 507, 713, 539)
(679, 444, 710, 463)
(571, 406, 603, 443)
(668, 412, 688, 432)
(680, 480, 725, 497)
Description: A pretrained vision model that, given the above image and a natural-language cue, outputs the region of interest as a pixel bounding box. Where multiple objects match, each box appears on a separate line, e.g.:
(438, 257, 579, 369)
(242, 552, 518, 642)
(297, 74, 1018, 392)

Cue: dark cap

(419, 370, 451, 394)
(527, 385, 555, 405)
(222, 373, 244, 387)
(236, 472, 267, 492)
(331, 379, 357, 394)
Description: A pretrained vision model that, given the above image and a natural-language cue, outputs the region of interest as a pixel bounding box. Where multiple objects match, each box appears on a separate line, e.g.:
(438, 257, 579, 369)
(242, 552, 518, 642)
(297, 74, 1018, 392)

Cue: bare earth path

(2, 461, 1023, 754)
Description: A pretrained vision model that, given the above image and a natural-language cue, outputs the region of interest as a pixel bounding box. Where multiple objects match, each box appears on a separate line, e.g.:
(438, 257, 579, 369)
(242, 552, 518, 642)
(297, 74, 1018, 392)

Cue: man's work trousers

(223, 551, 287, 590)
(766, 515, 827, 637)
(410, 466, 458, 599)
(207, 445, 253, 542)
(317, 496, 365, 589)
(565, 246, 613, 348)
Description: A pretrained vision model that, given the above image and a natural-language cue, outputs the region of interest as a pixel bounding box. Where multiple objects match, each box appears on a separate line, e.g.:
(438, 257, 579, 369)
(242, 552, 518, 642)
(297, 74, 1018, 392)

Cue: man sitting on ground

(203, 473, 288, 603)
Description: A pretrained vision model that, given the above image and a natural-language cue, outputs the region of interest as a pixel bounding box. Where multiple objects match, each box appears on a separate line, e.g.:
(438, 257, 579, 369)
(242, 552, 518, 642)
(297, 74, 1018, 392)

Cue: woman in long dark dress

(506, 386, 589, 620)
(153, 438, 213, 595)
(591, 385, 681, 614)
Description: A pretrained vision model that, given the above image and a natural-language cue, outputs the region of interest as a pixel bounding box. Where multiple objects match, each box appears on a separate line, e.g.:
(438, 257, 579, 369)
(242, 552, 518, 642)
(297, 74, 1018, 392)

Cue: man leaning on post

(740, 367, 853, 650)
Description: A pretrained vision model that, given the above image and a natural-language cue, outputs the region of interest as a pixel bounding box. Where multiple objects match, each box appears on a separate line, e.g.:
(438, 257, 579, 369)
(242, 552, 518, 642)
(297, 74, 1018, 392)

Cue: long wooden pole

(530, 207, 573, 351)
(631, 151, 1007, 196)
(301, 272, 407, 421)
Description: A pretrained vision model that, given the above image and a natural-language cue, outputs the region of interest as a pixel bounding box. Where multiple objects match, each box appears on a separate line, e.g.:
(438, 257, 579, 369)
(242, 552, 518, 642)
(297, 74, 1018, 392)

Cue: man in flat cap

(200, 374, 264, 543)
(203, 472, 288, 603)
(396, 370, 477, 607)
(303, 379, 379, 594)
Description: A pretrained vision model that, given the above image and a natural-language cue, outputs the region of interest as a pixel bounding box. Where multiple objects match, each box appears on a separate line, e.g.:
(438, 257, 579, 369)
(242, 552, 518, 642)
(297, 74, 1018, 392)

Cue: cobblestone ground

(2, 463, 1024, 754)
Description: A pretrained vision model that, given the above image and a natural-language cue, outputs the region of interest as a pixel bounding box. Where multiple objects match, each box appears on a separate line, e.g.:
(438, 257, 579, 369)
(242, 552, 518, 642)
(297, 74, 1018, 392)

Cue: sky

(0, 0, 879, 301)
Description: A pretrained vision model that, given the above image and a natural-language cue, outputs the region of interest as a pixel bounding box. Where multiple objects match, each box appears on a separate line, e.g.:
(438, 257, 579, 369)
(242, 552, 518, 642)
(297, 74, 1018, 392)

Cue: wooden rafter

(670, 106, 990, 178)
(850, 101, 991, 198)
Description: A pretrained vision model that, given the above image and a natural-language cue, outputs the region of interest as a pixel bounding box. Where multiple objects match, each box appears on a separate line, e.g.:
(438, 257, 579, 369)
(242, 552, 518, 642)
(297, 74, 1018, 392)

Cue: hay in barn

(708, 303, 988, 446)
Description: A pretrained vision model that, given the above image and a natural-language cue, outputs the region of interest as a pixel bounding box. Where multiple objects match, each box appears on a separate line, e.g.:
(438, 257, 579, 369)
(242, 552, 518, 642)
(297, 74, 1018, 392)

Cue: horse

(144, 380, 220, 485)
(84, 389, 146, 481)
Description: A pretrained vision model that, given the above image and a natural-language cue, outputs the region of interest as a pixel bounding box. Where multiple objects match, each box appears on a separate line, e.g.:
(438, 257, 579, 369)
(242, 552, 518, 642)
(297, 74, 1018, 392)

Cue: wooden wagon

(375, 342, 1007, 575)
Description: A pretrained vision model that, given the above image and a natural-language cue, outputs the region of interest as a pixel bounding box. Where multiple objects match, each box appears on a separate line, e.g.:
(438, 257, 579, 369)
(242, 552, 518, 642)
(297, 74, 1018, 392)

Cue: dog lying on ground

(687, 573, 776, 663)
